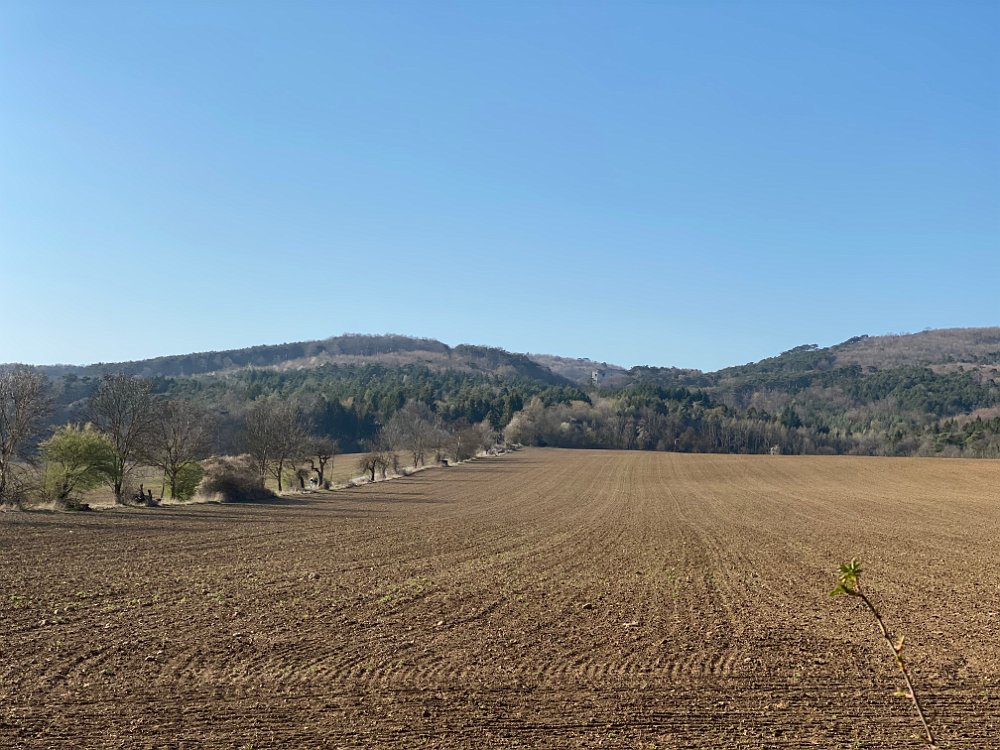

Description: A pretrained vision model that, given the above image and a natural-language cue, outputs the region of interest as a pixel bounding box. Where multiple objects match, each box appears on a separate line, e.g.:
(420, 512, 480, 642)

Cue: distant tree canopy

(155, 363, 589, 453)
(516, 355, 1000, 457)
(10, 331, 1000, 465)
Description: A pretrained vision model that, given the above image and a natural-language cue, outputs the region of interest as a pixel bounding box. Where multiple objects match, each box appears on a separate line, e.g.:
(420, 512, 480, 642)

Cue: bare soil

(2, 449, 998, 748)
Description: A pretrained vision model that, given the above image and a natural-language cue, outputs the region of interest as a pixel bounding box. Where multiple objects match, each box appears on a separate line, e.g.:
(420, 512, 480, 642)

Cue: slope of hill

(16, 327, 1000, 386)
(24, 334, 571, 387)
(623, 328, 1000, 398)
(526, 353, 629, 386)
(515, 328, 1000, 458)
(8, 327, 1000, 459)
(830, 328, 1000, 369)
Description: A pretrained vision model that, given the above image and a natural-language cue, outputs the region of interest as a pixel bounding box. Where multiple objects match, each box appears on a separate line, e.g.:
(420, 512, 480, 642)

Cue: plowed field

(2, 449, 998, 748)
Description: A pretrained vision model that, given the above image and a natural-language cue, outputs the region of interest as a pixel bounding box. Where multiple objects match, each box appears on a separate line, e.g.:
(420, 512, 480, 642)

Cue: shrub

(195, 455, 275, 502)
(172, 461, 204, 501)
(0, 471, 39, 509)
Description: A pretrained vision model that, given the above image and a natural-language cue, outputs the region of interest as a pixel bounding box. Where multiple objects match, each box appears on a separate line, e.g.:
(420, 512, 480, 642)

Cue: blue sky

(2, 1, 997, 371)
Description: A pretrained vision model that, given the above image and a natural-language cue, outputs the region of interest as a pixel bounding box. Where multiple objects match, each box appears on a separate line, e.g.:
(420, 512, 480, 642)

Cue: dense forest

(509, 361, 1000, 457)
(44, 363, 588, 455)
(11, 329, 1000, 461)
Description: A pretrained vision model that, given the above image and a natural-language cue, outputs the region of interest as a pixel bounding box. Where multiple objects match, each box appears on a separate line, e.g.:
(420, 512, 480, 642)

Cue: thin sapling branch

(831, 558, 937, 749)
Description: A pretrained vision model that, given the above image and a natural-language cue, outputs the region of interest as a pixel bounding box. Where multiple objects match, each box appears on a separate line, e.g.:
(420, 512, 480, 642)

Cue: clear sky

(2, 1, 997, 371)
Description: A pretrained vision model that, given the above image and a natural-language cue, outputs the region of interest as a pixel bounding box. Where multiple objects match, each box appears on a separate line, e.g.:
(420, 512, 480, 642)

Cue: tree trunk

(276, 459, 283, 492)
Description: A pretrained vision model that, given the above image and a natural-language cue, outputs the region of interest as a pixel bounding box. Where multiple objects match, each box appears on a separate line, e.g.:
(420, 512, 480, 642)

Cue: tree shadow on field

(0, 517, 115, 533)
(155, 507, 383, 522)
(334, 486, 447, 505)
(209, 495, 314, 507)
(0, 501, 385, 531)
(154, 495, 392, 519)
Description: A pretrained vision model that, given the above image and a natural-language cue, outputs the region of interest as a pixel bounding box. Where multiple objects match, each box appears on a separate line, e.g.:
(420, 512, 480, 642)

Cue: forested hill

(24, 334, 570, 387)
(541, 327, 999, 458)
(542, 330, 1000, 456)
(564, 328, 1000, 389)
(722, 327, 1000, 378)
(8, 328, 1000, 458)
(19, 328, 1000, 385)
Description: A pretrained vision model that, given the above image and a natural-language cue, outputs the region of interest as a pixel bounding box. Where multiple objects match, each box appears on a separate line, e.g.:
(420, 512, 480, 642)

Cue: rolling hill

(6, 327, 1000, 459)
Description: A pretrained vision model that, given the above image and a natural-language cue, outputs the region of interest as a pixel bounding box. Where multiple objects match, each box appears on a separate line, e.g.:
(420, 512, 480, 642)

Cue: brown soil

(2, 449, 998, 748)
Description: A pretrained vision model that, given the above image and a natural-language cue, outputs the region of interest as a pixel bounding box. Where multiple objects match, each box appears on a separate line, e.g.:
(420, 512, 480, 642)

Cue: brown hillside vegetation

(20, 333, 571, 386)
(833, 327, 1000, 368)
(1, 450, 998, 748)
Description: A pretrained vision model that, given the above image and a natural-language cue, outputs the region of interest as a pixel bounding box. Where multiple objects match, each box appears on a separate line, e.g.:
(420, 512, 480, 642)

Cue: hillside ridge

(5, 326, 999, 461)
(14, 333, 570, 387)
(10, 327, 999, 383)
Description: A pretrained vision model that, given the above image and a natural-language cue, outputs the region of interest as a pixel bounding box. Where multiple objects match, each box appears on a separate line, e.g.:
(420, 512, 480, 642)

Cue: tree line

(0, 368, 506, 508)
(2, 370, 211, 507)
(44, 363, 585, 456)
(506, 371, 1000, 457)
(4, 343, 999, 508)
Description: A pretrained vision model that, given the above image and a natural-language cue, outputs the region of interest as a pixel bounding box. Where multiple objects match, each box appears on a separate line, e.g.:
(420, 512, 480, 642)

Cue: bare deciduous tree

(475, 420, 497, 454)
(304, 437, 338, 487)
(242, 397, 305, 493)
(243, 398, 277, 484)
(144, 399, 209, 500)
(606, 410, 637, 450)
(356, 449, 395, 482)
(376, 450, 398, 477)
(268, 404, 305, 493)
(448, 421, 483, 462)
(0, 367, 50, 505)
(357, 452, 379, 482)
(88, 374, 155, 503)
(383, 401, 446, 468)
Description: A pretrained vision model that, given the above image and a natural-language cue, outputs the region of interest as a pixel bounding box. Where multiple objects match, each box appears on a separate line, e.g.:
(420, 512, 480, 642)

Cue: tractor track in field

(2, 449, 999, 748)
